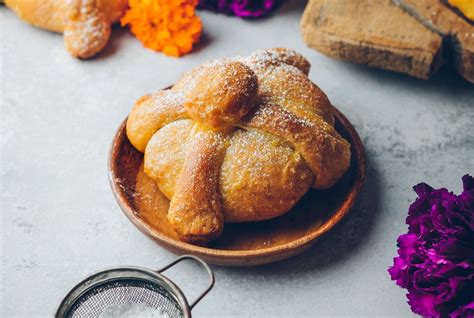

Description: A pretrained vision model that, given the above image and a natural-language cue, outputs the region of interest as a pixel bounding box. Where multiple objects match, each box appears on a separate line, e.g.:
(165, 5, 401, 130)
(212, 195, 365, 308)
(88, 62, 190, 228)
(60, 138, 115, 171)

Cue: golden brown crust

(5, 0, 128, 58)
(241, 48, 311, 75)
(126, 91, 188, 152)
(255, 64, 335, 126)
(64, 0, 111, 59)
(241, 103, 350, 189)
(144, 120, 193, 199)
(5, 0, 69, 33)
(100, 0, 128, 23)
(167, 127, 228, 244)
(143, 119, 304, 235)
(127, 48, 351, 243)
(219, 128, 313, 222)
(240, 48, 334, 126)
(144, 122, 314, 223)
(182, 60, 258, 131)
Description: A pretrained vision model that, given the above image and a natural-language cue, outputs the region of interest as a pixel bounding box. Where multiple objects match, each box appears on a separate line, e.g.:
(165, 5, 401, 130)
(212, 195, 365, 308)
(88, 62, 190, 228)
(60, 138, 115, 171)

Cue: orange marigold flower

(121, 0, 202, 57)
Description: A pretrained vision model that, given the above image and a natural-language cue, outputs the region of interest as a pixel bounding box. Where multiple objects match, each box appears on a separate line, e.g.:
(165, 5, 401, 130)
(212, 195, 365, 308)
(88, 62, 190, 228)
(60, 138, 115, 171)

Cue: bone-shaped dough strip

(167, 127, 228, 244)
(242, 103, 351, 189)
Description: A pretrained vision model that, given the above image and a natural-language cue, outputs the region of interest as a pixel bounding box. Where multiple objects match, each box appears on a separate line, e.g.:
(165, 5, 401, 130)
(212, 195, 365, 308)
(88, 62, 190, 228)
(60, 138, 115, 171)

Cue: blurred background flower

(121, 0, 202, 57)
(198, 0, 283, 18)
(389, 175, 474, 318)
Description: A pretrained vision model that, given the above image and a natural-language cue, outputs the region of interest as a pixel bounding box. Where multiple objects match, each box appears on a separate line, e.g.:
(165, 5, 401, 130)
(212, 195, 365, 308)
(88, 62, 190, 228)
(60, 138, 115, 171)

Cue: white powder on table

(100, 302, 172, 318)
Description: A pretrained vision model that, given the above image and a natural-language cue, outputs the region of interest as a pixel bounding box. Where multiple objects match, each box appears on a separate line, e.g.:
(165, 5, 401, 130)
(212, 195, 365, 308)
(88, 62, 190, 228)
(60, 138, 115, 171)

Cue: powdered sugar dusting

(63, 0, 110, 58)
(149, 90, 186, 112)
(175, 59, 258, 129)
(100, 302, 171, 318)
(132, 48, 350, 234)
(237, 47, 311, 74)
(250, 102, 316, 129)
(31, 0, 74, 31)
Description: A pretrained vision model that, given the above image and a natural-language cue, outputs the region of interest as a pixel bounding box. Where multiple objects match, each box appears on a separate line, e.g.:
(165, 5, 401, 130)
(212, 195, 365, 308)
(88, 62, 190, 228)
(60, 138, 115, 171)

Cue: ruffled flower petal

(389, 175, 474, 317)
(198, 0, 282, 18)
(121, 0, 202, 57)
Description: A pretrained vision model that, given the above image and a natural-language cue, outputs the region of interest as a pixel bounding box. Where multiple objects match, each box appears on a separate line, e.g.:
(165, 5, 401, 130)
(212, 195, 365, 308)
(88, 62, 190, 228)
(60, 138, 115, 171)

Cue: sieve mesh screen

(65, 279, 183, 318)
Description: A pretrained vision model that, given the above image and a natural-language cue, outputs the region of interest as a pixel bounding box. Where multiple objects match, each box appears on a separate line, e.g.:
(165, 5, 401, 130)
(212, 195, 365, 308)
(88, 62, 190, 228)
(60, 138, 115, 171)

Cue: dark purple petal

(389, 256, 410, 288)
(407, 291, 440, 317)
(462, 175, 474, 192)
(198, 0, 283, 18)
(389, 175, 474, 317)
(450, 301, 474, 318)
(438, 235, 474, 261)
(414, 182, 435, 197)
(397, 234, 418, 259)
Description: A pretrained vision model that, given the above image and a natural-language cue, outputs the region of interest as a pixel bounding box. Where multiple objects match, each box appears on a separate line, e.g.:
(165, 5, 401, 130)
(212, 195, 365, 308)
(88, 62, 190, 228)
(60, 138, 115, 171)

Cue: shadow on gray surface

(277, 0, 307, 16)
(221, 155, 381, 275)
(94, 26, 129, 60)
(189, 31, 213, 56)
(96, 23, 213, 60)
(89, 0, 306, 59)
(332, 57, 474, 97)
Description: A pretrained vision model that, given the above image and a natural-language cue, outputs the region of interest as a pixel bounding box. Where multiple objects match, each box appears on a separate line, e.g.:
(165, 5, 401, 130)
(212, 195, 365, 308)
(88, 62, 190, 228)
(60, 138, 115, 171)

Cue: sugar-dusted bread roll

(126, 48, 351, 244)
(5, 0, 128, 58)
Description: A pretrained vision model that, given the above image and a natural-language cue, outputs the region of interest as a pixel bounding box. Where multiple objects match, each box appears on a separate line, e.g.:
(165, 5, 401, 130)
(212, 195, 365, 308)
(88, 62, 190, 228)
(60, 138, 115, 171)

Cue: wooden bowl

(108, 106, 365, 266)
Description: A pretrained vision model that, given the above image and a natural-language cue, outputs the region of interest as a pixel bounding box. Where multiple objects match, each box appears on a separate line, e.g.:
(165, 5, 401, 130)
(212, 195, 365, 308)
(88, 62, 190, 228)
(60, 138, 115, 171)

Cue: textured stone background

(1, 1, 473, 317)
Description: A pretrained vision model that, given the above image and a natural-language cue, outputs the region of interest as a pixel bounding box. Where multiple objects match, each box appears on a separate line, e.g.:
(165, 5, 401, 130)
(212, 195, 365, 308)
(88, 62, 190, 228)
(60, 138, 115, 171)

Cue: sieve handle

(157, 255, 215, 310)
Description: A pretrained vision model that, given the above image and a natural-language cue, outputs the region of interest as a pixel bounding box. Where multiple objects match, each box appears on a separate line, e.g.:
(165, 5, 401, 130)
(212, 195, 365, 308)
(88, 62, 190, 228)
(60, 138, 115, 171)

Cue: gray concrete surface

(1, 1, 473, 317)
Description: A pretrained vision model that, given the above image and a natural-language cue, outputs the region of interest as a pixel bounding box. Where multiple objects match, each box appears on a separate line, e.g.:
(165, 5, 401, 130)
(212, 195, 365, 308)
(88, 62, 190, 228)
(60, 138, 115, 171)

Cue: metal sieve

(56, 255, 214, 318)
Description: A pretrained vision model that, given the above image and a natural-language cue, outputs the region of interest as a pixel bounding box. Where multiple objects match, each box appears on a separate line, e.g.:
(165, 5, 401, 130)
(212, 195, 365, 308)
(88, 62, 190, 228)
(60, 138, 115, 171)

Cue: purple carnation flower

(198, 0, 282, 18)
(389, 175, 474, 318)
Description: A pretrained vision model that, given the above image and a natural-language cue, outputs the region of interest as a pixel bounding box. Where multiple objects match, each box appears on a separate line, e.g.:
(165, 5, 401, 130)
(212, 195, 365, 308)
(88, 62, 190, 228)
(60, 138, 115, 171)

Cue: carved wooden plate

(108, 106, 365, 266)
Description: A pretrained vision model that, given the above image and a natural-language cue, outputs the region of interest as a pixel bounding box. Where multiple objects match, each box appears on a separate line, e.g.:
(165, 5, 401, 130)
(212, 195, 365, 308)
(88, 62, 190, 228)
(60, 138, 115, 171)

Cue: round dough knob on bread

(180, 61, 258, 131)
(241, 47, 311, 75)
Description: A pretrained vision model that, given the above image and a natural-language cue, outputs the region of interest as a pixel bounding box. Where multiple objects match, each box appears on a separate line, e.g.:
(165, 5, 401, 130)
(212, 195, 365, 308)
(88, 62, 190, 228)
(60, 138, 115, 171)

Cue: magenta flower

(389, 175, 474, 318)
(198, 0, 282, 18)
